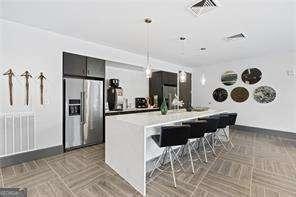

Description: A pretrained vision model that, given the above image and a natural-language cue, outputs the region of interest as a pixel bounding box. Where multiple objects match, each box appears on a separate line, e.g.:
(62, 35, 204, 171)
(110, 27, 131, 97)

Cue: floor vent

(225, 33, 247, 41)
(0, 112, 35, 157)
(188, 0, 220, 16)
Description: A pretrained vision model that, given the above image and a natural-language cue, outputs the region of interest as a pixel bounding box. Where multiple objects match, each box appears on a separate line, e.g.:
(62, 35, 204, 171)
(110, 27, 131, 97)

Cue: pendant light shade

(145, 18, 152, 78)
(146, 65, 152, 78)
(179, 37, 187, 83)
(179, 70, 187, 83)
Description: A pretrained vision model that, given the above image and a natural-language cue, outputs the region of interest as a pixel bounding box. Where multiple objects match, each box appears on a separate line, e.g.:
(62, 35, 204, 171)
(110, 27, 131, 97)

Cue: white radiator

(0, 112, 36, 157)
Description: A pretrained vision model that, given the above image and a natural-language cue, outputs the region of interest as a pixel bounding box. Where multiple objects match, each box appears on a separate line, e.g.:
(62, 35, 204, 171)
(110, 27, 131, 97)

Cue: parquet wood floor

(1, 129, 296, 197)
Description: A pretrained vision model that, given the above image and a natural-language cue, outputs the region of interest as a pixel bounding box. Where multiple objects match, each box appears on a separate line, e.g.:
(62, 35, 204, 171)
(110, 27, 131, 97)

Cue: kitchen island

(105, 109, 227, 196)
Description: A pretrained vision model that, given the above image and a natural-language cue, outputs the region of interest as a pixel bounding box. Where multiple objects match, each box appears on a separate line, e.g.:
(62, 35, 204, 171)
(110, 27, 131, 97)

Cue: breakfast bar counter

(105, 109, 226, 196)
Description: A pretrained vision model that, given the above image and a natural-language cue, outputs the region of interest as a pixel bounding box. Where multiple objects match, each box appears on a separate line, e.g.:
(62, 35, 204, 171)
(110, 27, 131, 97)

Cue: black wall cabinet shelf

(63, 52, 105, 78)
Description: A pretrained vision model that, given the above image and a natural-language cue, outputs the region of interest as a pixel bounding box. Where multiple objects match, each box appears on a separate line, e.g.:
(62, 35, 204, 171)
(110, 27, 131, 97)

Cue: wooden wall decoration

(21, 71, 32, 105)
(231, 87, 249, 103)
(2, 69, 46, 106)
(242, 68, 262, 84)
(3, 69, 15, 106)
(213, 88, 228, 102)
(221, 71, 238, 86)
(38, 72, 46, 105)
(254, 86, 276, 104)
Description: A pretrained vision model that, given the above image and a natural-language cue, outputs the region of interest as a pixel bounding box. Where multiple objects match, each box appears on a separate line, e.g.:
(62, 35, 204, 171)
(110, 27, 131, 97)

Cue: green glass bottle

(160, 98, 168, 115)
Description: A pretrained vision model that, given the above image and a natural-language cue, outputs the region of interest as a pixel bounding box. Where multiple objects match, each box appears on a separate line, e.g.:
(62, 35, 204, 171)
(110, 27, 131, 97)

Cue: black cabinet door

(162, 72, 177, 86)
(63, 52, 86, 77)
(86, 57, 105, 78)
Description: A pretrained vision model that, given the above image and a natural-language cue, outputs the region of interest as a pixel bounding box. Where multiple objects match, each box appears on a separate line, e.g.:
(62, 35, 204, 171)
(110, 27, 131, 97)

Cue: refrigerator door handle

(82, 91, 86, 124)
(80, 91, 84, 124)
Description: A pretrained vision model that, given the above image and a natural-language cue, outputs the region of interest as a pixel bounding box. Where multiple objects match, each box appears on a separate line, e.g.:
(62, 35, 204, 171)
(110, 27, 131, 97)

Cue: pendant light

(145, 18, 152, 78)
(179, 37, 187, 83)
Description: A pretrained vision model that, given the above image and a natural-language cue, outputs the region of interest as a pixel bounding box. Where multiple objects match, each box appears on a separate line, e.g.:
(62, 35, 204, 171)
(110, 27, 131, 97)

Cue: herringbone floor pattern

(1, 129, 296, 197)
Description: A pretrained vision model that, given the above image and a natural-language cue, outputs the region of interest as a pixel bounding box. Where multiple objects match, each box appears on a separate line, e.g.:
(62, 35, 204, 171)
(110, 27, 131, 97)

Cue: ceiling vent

(225, 33, 247, 41)
(188, 0, 220, 16)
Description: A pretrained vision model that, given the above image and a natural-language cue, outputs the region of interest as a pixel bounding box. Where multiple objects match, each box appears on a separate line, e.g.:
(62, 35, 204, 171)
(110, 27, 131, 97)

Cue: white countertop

(106, 109, 226, 128)
(105, 107, 158, 114)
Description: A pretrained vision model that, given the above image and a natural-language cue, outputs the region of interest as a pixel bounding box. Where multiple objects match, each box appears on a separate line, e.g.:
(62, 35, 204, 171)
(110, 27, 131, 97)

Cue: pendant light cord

(146, 21, 150, 68)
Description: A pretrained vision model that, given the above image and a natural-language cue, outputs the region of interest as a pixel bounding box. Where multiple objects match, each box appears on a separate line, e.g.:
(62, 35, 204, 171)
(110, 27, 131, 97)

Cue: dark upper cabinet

(63, 52, 105, 78)
(179, 72, 192, 108)
(162, 72, 177, 86)
(87, 57, 105, 78)
(63, 52, 87, 77)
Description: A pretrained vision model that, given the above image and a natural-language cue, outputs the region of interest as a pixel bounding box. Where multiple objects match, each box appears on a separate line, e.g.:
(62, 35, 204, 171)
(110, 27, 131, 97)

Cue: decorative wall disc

(213, 88, 228, 102)
(221, 71, 238, 86)
(253, 86, 276, 103)
(231, 87, 249, 103)
(242, 68, 262, 84)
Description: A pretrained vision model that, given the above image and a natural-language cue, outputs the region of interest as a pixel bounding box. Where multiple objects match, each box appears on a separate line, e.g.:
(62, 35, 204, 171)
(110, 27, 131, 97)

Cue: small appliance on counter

(107, 79, 124, 111)
(135, 97, 148, 108)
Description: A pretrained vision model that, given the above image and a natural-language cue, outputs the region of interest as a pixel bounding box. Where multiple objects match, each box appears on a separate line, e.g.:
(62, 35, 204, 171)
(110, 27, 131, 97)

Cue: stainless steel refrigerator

(163, 85, 177, 109)
(64, 78, 104, 150)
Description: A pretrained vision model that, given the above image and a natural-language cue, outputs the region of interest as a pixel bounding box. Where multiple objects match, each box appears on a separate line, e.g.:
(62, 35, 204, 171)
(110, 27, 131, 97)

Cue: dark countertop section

(105, 108, 159, 116)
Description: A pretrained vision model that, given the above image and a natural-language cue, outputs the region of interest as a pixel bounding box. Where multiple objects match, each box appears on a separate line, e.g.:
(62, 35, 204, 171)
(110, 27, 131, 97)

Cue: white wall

(192, 52, 296, 133)
(0, 19, 192, 152)
(105, 61, 149, 108)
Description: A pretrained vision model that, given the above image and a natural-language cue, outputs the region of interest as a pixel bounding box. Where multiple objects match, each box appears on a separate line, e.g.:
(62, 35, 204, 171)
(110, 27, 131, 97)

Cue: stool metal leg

(216, 134, 228, 151)
(204, 136, 217, 157)
(169, 148, 177, 188)
(212, 134, 215, 147)
(194, 139, 200, 150)
(187, 142, 195, 174)
(223, 128, 234, 148)
(190, 141, 203, 164)
(171, 148, 185, 172)
(161, 147, 168, 166)
(201, 138, 208, 163)
(177, 144, 186, 158)
(149, 147, 167, 178)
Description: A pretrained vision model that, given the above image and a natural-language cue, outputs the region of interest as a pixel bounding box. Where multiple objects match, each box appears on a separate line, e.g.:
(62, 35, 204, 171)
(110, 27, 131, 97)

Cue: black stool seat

(217, 114, 229, 129)
(199, 117, 220, 133)
(227, 113, 237, 126)
(183, 120, 207, 139)
(218, 113, 237, 126)
(151, 125, 190, 148)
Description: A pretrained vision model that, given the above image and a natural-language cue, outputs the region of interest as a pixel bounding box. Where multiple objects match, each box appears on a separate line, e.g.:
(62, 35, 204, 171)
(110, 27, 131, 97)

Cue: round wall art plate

(231, 87, 249, 103)
(213, 88, 228, 102)
(242, 68, 262, 85)
(253, 86, 276, 104)
(221, 71, 238, 86)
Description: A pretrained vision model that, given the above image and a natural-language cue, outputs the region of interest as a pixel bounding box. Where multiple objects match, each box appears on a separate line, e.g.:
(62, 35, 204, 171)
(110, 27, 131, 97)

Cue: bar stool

(224, 113, 237, 148)
(198, 117, 219, 163)
(214, 114, 231, 150)
(149, 125, 190, 188)
(228, 113, 238, 127)
(182, 120, 207, 173)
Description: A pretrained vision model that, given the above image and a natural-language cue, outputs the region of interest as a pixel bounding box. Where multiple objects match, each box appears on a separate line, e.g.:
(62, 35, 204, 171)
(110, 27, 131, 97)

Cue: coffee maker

(107, 79, 124, 111)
